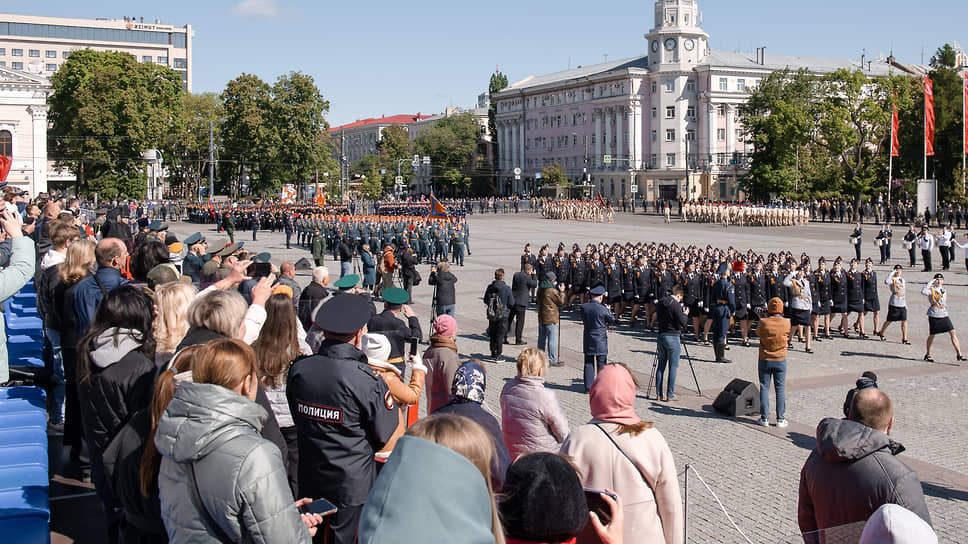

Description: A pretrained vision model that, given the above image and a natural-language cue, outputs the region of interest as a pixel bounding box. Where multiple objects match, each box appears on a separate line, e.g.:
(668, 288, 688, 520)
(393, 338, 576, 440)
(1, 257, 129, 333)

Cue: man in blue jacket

(73, 237, 130, 334)
(580, 285, 615, 392)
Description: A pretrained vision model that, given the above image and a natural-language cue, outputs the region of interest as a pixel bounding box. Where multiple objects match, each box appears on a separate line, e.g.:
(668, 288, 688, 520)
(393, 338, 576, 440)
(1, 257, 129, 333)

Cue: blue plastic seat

(0, 427, 47, 448)
(0, 387, 45, 402)
(0, 466, 48, 492)
(0, 486, 50, 518)
(0, 411, 45, 430)
(0, 397, 46, 412)
(7, 357, 43, 370)
(0, 445, 48, 470)
(5, 335, 43, 347)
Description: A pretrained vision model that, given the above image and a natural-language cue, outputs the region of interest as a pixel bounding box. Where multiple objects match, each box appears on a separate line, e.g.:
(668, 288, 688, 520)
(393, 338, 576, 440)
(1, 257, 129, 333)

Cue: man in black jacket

(655, 285, 688, 401)
(507, 263, 537, 345)
(798, 388, 931, 540)
(484, 268, 515, 359)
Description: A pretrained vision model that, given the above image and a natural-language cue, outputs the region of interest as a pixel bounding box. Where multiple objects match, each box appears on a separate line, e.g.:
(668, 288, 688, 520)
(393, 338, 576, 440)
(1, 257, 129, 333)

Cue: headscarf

(589, 364, 639, 425)
(450, 360, 486, 404)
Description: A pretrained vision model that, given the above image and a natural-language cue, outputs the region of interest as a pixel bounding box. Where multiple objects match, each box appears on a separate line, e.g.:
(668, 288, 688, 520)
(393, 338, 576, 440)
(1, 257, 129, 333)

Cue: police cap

(314, 294, 370, 334)
(184, 232, 204, 245)
(253, 252, 272, 263)
(590, 285, 606, 296)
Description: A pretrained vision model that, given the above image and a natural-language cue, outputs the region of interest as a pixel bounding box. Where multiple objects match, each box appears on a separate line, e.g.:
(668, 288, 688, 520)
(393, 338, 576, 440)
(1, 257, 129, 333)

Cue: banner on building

(963, 71, 967, 154)
(281, 184, 297, 204)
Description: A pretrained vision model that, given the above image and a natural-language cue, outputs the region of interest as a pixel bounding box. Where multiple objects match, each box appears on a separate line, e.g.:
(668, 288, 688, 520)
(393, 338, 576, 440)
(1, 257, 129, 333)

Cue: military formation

(523, 239, 901, 356)
(541, 200, 611, 222)
(681, 202, 809, 226)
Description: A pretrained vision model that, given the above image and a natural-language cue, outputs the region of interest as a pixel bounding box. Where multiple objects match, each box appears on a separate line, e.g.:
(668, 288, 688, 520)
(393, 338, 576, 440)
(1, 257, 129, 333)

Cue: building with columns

(0, 66, 50, 196)
(493, 0, 912, 201)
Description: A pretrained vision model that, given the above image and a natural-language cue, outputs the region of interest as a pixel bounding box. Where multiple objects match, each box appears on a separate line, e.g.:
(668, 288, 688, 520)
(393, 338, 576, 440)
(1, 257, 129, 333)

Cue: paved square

(52, 210, 965, 543)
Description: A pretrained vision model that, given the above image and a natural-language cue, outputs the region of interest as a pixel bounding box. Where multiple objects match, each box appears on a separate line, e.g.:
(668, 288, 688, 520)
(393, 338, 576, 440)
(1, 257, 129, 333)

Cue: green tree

(271, 72, 333, 195)
(219, 73, 277, 198)
(540, 163, 568, 186)
(161, 92, 221, 200)
(488, 71, 509, 191)
(414, 112, 481, 195)
(48, 49, 184, 198)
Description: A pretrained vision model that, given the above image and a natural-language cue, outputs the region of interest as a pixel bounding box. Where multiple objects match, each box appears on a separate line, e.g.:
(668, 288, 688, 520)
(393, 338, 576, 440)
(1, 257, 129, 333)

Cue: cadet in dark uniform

(681, 261, 703, 342)
(902, 225, 918, 267)
(850, 222, 863, 261)
(567, 250, 587, 306)
(365, 287, 422, 375)
(876, 223, 892, 264)
(731, 260, 752, 346)
(287, 295, 398, 544)
(860, 258, 880, 339)
(845, 259, 866, 337)
(709, 262, 735, 363)
(830, 260, 848, 336)
(605, 255, 624, 318)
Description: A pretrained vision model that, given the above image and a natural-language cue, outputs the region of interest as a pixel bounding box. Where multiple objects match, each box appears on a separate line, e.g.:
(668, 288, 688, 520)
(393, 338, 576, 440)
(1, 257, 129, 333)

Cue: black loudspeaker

(293, 257, 315, 271)
(713, 378, 761, 417)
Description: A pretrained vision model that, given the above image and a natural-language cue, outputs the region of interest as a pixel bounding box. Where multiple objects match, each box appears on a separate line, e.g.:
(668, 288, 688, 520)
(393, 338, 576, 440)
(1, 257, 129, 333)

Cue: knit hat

(859, 504, 937, 544)
(450, 360, 486, 404)
(361, 333, 392, 366)
(590, 364, 640, 425)
(432, 315, 457, 337)
(499, 453, 588, 542)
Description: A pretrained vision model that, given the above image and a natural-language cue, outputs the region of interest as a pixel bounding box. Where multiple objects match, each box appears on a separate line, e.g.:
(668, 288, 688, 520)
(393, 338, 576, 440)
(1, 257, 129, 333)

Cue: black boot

(714, 343, 732, 364)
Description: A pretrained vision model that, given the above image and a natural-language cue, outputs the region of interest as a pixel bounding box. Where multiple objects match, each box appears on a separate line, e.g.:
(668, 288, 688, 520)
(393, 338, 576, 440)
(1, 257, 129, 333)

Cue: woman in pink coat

(500, 348, 570, 460)
(560, 363, 683, 544)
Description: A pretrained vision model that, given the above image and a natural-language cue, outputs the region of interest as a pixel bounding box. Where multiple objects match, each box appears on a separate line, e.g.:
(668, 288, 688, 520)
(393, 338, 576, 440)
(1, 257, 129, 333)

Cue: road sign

(513, 167, 521, 175)
(395, 176, 403, 184)
(413, 154, 419, 162)
(422, 156, 431, 165)
(631, 184, 638, 194)
(411, 159, 419, 168)
(603, 154, 612, 165)
(535, 173, 542, 179)
(515, 175, 521, 180)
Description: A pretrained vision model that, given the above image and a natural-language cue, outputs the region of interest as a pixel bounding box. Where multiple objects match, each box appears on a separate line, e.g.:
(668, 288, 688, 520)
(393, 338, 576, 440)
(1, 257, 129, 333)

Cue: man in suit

(507, 263, 537, 345)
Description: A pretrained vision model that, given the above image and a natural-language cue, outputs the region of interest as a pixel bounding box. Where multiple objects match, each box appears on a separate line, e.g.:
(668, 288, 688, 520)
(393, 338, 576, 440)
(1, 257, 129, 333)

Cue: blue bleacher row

(1, 279, 51, 544)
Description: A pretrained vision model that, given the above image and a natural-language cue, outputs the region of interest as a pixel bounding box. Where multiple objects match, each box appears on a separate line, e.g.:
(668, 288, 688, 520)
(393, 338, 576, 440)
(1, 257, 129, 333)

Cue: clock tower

(644, 0, 709, 69)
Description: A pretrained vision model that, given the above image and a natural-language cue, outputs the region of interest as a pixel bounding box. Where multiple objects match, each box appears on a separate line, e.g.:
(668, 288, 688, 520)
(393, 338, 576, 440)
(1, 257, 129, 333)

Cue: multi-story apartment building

(329, 114, 431, 167)
(493, 0, 913, 201)
(0, 14, 193, 91)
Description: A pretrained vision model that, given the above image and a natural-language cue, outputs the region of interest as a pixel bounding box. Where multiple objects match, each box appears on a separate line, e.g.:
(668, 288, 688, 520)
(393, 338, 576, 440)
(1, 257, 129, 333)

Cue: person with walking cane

(921, 273, 967, 362)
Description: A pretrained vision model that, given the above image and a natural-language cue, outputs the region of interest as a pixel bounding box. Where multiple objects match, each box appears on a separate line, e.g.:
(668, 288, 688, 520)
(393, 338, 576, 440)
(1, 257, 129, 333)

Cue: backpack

(486, 289, 506, 321)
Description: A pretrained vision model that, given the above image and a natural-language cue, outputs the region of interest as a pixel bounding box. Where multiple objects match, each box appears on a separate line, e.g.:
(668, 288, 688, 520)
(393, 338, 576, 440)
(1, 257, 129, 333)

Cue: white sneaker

(776, 419, 789, 428)
(757, 418, 770, 427)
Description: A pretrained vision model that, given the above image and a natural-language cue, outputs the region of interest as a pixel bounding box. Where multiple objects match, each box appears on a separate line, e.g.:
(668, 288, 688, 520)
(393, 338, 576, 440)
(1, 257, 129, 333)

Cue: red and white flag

(925, 77, 935, 157)
(891, 104, 900, 157)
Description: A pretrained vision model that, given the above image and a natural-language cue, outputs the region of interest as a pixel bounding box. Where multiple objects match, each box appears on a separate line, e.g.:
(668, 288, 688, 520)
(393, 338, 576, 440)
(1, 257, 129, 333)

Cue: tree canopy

(414, 112, 481, 194)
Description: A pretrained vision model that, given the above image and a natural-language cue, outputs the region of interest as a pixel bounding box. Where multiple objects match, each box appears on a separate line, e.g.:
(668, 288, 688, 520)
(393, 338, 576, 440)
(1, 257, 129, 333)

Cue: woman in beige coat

(561, 363, 683, 544)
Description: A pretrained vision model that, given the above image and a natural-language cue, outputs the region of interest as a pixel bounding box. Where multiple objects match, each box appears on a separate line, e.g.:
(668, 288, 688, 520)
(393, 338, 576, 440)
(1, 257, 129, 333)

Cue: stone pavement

(51, 211, 967, 543)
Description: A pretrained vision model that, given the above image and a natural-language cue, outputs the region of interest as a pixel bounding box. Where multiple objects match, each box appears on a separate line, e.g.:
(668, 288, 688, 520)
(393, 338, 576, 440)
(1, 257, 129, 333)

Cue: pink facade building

(493, 0, 914, 201)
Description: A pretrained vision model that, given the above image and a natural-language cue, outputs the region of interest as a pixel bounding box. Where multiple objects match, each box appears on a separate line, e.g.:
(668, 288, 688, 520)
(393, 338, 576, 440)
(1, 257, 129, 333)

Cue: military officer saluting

(287, 294, 398, 544)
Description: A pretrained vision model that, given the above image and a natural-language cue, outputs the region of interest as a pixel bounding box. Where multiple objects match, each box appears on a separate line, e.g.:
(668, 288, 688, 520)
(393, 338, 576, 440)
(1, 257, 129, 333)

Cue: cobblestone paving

(168, 211, 967, 542)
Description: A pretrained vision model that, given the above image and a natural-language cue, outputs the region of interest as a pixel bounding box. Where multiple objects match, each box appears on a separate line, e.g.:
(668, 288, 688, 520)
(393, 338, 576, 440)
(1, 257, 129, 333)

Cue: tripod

(646, 336, 702, 400)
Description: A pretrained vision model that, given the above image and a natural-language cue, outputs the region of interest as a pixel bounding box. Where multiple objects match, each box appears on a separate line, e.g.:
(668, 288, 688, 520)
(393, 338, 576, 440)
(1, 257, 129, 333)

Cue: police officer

(366, 287, 422, 375)
(902, 224, 917, 267)
(580, 285, 615, 392)
(287, 294, 398, 544)
(709, 262, 735, 363)
(181, 232, 206, 283)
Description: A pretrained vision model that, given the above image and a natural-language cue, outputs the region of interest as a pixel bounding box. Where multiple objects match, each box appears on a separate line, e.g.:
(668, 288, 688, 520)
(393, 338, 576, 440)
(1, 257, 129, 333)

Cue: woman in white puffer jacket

(499, 347, 570, 461)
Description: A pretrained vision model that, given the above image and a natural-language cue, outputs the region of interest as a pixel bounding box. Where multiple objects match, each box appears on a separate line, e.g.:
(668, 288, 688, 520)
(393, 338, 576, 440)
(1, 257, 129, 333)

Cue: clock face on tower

(651, 40, 659, 53)
(664, 38, 677, 51)
(684, 38, 695, 51)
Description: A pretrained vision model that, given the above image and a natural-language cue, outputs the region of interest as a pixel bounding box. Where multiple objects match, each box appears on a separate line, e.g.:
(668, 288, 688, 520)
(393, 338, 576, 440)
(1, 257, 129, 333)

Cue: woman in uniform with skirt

(877, 265, 910, 344)
(784, 264, 813, 353)
(860, 258, 881, 338)
(812, 258, 832, 340)
(830, 260, 849, 337)
(921, 273, 967, 362)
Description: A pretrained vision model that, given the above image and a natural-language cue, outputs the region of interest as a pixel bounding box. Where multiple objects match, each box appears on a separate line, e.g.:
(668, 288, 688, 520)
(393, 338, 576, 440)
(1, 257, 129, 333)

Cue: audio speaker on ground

(712, 378, 760, 417)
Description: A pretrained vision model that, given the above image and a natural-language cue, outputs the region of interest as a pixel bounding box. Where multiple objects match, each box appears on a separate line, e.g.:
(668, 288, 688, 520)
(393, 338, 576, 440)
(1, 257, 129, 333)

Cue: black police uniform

(287, 340, 398, 544)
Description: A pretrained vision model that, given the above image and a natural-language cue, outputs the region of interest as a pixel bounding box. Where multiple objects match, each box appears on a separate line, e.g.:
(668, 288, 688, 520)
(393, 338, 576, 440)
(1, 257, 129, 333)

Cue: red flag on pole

(963, 71, 967, 154)
(925, 77, 935, 157)
(0, 156, 10, 183)
(891, 105, 900, 157)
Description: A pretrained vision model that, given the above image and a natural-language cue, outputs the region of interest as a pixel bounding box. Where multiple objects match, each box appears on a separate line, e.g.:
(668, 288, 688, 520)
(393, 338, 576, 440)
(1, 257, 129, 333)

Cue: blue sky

(5, 0, 966, 126)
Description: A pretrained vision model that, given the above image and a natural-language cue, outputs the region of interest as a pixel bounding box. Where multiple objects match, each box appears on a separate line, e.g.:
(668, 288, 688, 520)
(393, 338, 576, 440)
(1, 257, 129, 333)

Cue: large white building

(0, 14, 193, 91)
(0, 66, 50, 195)
(493, 0, 918, 201)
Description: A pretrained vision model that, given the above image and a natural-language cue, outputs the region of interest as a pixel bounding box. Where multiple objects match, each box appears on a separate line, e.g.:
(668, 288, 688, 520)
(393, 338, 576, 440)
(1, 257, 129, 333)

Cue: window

(666, 129, 676, 142)
(686, 106, 696, 119)
(686, 129, 696, 141)
(651, 130, 657, 142)
(11, 62, 22, 70)
(0, 130, 10, 157)
(717, 128, 726, 141)
(62, 51, 70, 59)
(666, 153, 676, 166)
(157, 56, 168, 64)
(665, 79, 675, 92)
(718, 77, 728, 91)
(736, 129, 743, 141)
(28, 49, 40, 57)
(651, 81, 657, 93)
(46, 50, 56, 58)
(718, 104, 727, 116)
(651, 107, 657, 119)
(718, 154, 727, 165)
(686, 80, 696, 92)
(12, 49, 22, 57)
(142, 55, 152, 62)
(666, 106, 675, 119)
(46, 64, 56, 71)
(737, 79, 746, 92)
(0, 62, 5, 67)
(650, 154, 657, 167)
(0, 48, 5, 55)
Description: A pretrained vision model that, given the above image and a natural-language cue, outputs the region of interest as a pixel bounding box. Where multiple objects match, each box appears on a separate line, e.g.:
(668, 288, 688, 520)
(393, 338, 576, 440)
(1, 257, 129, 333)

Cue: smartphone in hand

(584, 488, 618, 525)
(299, 498, 337, 517)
